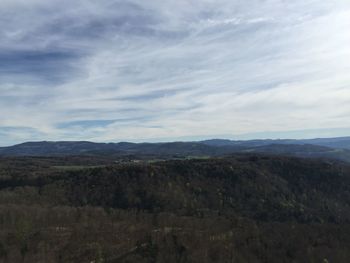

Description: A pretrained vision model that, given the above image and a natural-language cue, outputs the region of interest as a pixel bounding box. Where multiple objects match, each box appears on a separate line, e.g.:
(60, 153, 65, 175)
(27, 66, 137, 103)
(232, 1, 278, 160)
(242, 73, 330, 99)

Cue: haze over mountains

(1, 137, 350, 162)
(202, 137, 350, 149)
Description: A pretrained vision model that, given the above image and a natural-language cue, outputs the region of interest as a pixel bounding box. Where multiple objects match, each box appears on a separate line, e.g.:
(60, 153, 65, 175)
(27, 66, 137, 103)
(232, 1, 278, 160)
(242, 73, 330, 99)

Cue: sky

(0, 0, 350, 146)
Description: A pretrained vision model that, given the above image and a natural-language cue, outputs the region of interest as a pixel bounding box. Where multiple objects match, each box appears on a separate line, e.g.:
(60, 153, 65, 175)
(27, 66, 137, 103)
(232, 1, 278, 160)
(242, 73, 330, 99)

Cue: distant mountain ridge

(201, 137, 350, 149)
(1, 137, 350, 162)
(0, 141, 225, 157)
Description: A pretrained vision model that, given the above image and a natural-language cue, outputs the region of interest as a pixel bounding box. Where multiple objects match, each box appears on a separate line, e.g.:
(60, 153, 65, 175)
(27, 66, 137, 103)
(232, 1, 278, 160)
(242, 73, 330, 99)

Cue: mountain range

(1, 137, 350, 162)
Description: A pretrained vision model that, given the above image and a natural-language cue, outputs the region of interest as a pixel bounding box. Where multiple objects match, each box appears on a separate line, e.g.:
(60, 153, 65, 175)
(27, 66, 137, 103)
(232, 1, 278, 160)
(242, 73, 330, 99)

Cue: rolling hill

(1, 138, 350, 163)
(0, 155, 350, 262)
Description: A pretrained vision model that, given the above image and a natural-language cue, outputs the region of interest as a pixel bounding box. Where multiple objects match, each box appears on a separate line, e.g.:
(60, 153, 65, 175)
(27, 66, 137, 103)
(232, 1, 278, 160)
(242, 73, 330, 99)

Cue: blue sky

(0, 0, 350, 145)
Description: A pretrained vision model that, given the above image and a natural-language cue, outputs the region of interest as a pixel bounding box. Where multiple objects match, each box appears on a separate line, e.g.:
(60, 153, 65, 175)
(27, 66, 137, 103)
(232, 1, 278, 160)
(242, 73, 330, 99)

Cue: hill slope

(0, 155, 350, 262)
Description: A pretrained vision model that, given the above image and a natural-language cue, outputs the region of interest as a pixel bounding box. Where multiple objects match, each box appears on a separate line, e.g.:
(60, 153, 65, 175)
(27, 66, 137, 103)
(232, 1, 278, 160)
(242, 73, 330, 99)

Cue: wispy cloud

(0, 0, 350, 145)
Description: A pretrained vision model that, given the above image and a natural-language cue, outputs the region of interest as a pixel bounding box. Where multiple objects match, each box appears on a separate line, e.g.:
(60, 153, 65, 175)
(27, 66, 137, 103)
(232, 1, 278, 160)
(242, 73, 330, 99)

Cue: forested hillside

(0, 155, 349, 262)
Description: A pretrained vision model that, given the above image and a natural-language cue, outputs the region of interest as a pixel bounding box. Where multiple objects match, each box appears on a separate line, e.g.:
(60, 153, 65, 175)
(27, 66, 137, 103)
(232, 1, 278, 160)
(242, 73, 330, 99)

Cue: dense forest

(0, 155, 350, 262)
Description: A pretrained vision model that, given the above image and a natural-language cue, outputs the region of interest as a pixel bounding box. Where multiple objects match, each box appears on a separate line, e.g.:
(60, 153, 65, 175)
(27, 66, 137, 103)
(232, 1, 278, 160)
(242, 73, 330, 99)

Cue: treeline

(2, 155, 349, 223)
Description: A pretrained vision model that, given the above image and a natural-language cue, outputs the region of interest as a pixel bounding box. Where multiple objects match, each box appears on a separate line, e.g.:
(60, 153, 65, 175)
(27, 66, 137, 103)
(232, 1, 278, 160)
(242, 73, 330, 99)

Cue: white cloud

(0, 0, 350, 145)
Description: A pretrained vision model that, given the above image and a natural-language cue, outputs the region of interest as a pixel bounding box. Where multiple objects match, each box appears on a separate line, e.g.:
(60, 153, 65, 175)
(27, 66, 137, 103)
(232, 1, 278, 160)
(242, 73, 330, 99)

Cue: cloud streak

(0, 0, 350, 145)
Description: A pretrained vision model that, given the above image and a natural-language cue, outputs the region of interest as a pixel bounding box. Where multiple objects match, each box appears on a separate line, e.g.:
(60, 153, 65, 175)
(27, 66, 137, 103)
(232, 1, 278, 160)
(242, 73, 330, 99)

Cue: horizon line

(1, 135, 350, 148)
